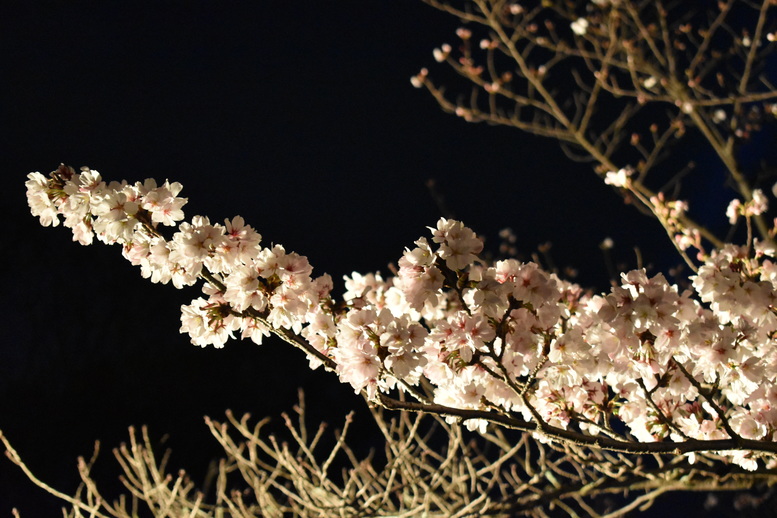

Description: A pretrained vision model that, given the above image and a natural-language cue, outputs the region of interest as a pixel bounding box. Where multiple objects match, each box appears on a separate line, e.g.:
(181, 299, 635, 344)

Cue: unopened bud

(642, 76, 657, 89)
(456, 28, 472, 40)
(433, 44, 451, 63)
(410, 68, 428, 88)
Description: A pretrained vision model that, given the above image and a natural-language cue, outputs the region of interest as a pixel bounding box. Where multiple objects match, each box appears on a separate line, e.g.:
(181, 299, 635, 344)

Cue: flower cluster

(727, 189, 769, 225)
(26, 165, 333, 351)
(27, 166, 777, 470)
(648, 192, 704, 253)
(26, 165, 186, 246)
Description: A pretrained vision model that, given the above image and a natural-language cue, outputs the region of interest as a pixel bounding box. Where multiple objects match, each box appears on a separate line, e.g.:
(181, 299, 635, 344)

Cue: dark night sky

(1, 1, 701, 514)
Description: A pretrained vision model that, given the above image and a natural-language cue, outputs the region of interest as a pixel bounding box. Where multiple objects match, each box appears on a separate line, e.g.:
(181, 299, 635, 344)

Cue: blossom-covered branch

(25, 164, 777, 474)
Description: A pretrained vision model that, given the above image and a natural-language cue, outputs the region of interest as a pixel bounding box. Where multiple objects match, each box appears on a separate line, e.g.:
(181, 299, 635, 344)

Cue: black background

(1, 1, 730, 515)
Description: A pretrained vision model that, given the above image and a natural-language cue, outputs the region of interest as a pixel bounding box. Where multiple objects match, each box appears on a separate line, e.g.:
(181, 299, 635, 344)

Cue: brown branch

(376, 393, 777, 456)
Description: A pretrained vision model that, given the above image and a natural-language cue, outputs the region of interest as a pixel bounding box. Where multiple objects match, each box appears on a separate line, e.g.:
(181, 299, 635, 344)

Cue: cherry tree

(10, 0, 777, 516)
